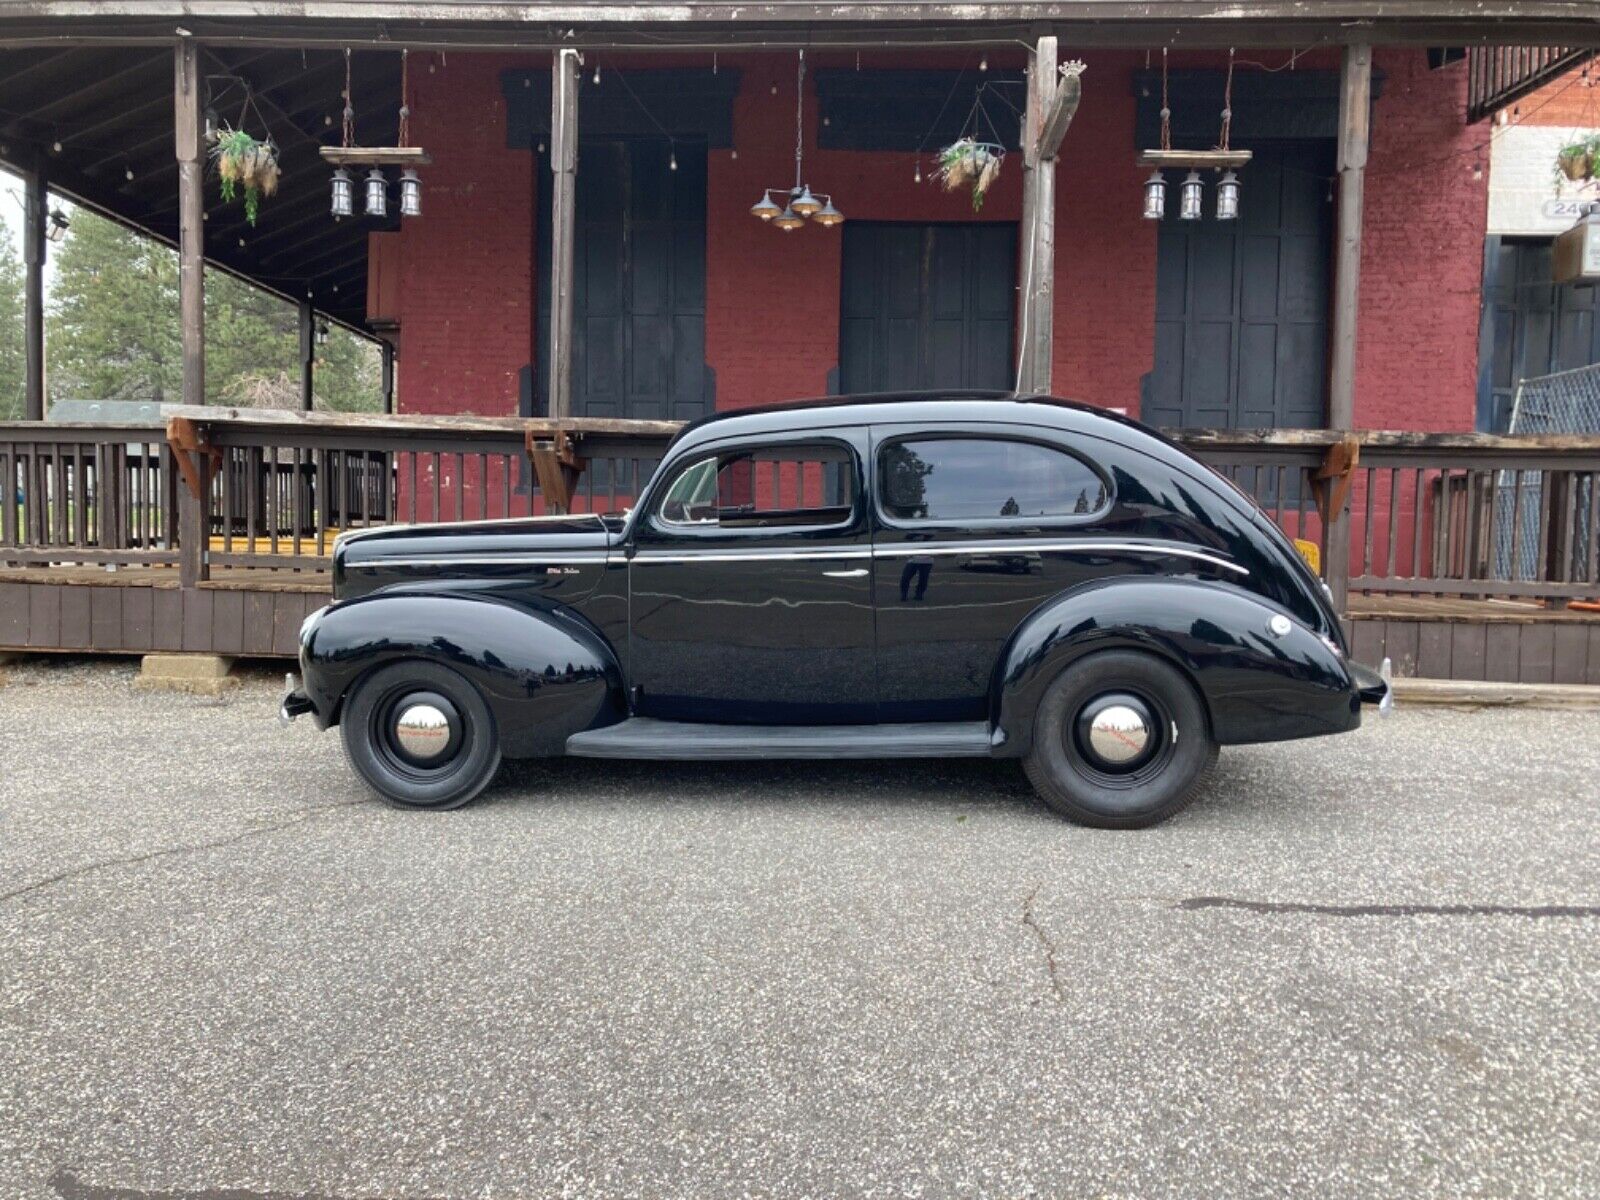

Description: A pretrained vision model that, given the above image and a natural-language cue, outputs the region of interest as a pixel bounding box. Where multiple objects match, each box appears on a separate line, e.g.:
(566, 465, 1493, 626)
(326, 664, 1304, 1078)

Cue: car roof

(668, 391, 1183, 461)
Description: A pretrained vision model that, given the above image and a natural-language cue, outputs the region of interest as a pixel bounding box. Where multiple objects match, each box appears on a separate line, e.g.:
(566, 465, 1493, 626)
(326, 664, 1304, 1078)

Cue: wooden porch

(3, 411, 1597, 681)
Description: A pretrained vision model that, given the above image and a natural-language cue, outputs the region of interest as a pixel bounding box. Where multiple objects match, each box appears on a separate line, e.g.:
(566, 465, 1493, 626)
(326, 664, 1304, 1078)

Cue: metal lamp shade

(1216, 171, 1240, 221)
(365, 169, 388, 218)
(750, 193, 782, 221)
(791, 187, 822, 217)
(1142, 171, 1166, 221)
(330, 169, 353, 218)
(400, 168, 422, 218)
(1179, 171, 1204, 221)
(772, 205, 804, 231)
(812, 199, 844, 227)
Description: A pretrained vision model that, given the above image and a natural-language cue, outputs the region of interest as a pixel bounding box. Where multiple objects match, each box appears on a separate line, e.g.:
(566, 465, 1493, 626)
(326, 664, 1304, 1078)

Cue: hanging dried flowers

(211, 125, 281, 225)
(935, 138, 1005, 212)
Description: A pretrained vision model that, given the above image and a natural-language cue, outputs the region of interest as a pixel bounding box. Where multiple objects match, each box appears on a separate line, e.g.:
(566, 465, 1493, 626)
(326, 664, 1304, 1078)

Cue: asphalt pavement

(2, 656, 1597, 1199)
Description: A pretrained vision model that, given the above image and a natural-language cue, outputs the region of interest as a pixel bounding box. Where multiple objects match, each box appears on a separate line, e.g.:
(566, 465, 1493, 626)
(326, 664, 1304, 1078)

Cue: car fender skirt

(991, 577, 1360, 756)
(300, 593, 626, 757)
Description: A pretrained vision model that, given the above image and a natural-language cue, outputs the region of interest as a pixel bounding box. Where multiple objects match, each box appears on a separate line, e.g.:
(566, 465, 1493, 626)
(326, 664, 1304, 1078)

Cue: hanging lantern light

(45, 207, 70, 243)
(791, 186, 821, 217)
(1142, 171, 1166, 220)
(1216, 170, 1240, 220)
(1179, 170, 1203, 220)
(365, 168, 388, 217)
(812, 197, 844, 227)
(772, 204, 804, 232)
(330, 168, 353, 217)
(399, 168, 422, 217)
(750, 192, 782, 221)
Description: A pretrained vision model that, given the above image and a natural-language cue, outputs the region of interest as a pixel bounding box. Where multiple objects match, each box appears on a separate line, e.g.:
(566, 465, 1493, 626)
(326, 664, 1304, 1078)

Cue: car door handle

(823, 567, 869, 578)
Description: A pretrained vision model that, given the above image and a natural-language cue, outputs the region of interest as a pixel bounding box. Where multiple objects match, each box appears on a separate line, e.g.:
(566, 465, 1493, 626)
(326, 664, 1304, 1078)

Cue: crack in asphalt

(1021, 884, 1068, 1004)
(50, 1167, 446, 1200)
(0, 801, 369, 910)
(1178, 896, 1600, 918)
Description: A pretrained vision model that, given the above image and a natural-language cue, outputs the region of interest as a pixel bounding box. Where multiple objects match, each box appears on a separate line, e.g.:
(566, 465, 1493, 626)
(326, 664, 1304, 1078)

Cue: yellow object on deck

(209, 530, 344, 557)
(1293, 538, 1321, 575)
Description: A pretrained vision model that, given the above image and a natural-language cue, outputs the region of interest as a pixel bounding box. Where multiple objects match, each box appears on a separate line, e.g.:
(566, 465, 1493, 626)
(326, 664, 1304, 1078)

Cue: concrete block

(135, 654, 239, 696)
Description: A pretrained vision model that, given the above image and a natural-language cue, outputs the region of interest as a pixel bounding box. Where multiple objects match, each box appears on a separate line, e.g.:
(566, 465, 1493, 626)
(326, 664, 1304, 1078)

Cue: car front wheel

(340, 661, 502, 810)
(1023, 650, 1217, 829)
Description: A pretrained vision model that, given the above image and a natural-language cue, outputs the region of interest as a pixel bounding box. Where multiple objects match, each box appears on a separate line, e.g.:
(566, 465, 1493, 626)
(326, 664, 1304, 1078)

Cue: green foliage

(46, 207, 379, 412)
(0, 211, 24, 420)
(211, 125, 281, 226)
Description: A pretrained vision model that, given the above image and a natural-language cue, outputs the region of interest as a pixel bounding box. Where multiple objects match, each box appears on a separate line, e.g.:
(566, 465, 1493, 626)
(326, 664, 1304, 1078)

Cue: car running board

(566, 718, 994, 760)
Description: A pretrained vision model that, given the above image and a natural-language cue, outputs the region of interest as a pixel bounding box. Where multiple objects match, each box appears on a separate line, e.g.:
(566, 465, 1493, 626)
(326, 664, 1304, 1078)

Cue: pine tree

(47, 207, 379, 411)
(0, 210, 28, 420)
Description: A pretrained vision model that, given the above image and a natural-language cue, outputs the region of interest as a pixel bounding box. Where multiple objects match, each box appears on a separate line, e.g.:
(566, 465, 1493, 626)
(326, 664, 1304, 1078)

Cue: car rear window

(879, 437, 1108, 522)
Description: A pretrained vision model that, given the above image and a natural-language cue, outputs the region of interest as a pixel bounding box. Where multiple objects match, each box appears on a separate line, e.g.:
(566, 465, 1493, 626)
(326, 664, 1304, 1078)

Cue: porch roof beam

(4, 12, 1600, 51)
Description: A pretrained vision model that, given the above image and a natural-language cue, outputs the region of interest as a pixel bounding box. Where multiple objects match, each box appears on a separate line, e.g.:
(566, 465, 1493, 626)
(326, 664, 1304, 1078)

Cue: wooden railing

(4, 414, 1598, 615)
(0, 423, 181, 568)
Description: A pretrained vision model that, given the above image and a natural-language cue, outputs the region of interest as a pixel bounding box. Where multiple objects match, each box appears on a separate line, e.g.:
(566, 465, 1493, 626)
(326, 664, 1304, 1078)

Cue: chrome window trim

(346, 555, 610, 570)
(633, 540, 1246, 575)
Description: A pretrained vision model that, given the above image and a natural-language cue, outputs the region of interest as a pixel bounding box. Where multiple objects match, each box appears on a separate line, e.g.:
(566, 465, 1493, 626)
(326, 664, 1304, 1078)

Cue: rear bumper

(1349, 658, 1395, 716)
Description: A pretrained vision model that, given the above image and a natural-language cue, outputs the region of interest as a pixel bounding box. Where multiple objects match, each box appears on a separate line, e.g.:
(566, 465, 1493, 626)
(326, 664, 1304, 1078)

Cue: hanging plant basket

(1557, 142, 1593, 183)
(211, 125, 281, 226)
(934, 138, 1005, 212)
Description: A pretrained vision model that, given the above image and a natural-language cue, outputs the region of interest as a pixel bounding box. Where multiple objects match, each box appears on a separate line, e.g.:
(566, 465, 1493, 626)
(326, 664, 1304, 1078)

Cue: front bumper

(1349, 657, 1396, 717)
(279, 672, 316, 725)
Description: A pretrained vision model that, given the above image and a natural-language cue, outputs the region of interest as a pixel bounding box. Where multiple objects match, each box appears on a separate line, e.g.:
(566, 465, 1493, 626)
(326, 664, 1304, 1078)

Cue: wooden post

(1016, 37, 1077, 396)
(381, 342, 396, 414)
(297, 300, 316, 411)
(175, 38, 205, 410)
(21, 158, 46, 421)
(548, 48, 580, 427)
(1325, 42, 1372, 614)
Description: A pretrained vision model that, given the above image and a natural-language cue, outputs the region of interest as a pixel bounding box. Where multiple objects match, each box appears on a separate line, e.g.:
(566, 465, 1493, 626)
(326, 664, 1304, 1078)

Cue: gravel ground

(1, 656, 1597, 1200)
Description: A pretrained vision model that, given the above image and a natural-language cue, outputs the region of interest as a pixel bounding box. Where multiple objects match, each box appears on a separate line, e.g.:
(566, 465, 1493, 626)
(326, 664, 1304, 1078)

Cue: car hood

(332, 514, 622, 601)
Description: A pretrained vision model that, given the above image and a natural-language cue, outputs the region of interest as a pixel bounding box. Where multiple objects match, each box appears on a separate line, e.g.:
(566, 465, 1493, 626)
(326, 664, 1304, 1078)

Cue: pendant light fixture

(330, 167, 353, 217)
(1142, 171, 1166, 220)
(324, 47, 430, 223)
(365, 167, 388, 216)
(1216, 170, 1240, 220)
(750, 50, 842, 233)
(399, 167, 422, 217)
(1179, 170, 1204, 220)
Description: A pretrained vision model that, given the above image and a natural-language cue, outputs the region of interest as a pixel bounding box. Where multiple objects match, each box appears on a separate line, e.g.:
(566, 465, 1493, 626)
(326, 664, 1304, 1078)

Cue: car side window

(878, 437, 1109, 523)
(655, 442, 856, 531)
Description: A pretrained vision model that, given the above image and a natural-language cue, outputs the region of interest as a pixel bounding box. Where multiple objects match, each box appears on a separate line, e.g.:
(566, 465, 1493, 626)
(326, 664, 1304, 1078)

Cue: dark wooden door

(1478, 236, 1600, 432)
(1142, 141, 1334, 430)
(839, 222, 1016, 394)
(536, 139, 710, 422)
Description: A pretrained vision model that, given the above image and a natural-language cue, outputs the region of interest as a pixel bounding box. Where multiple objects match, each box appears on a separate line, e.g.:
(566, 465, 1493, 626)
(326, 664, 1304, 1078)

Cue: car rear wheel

(1023, 650, 1217, 829)
(341, 661, 502, 810)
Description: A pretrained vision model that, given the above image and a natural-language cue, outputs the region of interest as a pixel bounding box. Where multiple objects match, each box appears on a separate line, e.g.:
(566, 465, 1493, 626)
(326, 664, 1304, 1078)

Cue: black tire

(1023, 650, 1218, 829)
(340, 661, 502, 810)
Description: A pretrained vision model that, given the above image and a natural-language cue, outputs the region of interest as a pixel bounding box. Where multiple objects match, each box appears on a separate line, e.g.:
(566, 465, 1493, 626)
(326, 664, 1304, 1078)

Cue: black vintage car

(281, 394, 1390, 828)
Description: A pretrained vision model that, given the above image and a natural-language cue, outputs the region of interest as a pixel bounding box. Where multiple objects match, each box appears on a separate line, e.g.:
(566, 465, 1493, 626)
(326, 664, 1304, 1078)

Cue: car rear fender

(300, 592, 626, 757)
(990, 576, 1360, 757)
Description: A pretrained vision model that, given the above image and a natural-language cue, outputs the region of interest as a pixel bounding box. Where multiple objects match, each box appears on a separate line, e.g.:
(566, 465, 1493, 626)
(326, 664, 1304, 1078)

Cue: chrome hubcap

(1086, 703, 1151, 765)
(394, 702, 452, 762)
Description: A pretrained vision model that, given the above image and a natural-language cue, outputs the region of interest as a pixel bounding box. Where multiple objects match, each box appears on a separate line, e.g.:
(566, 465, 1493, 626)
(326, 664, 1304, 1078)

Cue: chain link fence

(1492, 363, 1600, 584)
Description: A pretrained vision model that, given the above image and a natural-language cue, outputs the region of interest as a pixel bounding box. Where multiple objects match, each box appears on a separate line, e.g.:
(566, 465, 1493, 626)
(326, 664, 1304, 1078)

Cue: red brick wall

(389, 47, 1488, 434)
(395, 52, 533, 419)
(1355, 48, 1488, 431)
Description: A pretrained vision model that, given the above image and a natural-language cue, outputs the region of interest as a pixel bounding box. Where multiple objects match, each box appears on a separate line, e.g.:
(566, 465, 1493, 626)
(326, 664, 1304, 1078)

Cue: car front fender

(990, 576, 1360, 756)
(300, 592, 626, 757)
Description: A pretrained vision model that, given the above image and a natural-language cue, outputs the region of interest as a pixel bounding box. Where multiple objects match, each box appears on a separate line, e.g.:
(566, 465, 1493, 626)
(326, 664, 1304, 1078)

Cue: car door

(628, 428, 876, 724)
(870, 425, 1114, 722)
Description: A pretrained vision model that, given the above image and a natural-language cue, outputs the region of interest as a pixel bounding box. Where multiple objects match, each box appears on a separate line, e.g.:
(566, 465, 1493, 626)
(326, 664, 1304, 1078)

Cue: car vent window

(879, 438, 1108, 522)
(657, 443, 856, 530)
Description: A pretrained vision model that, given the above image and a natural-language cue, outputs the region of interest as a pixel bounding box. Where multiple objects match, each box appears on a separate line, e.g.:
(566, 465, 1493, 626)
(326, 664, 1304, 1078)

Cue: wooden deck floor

(2, 565, 1597, 681)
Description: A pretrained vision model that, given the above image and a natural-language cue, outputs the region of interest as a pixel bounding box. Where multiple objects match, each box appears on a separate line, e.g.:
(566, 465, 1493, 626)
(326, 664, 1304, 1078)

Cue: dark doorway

(838, 222, 1016, 395)
(535, 138, 712, 422)
(1478, 236, 1600, 432)
(1142, 141, 1334, 429)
